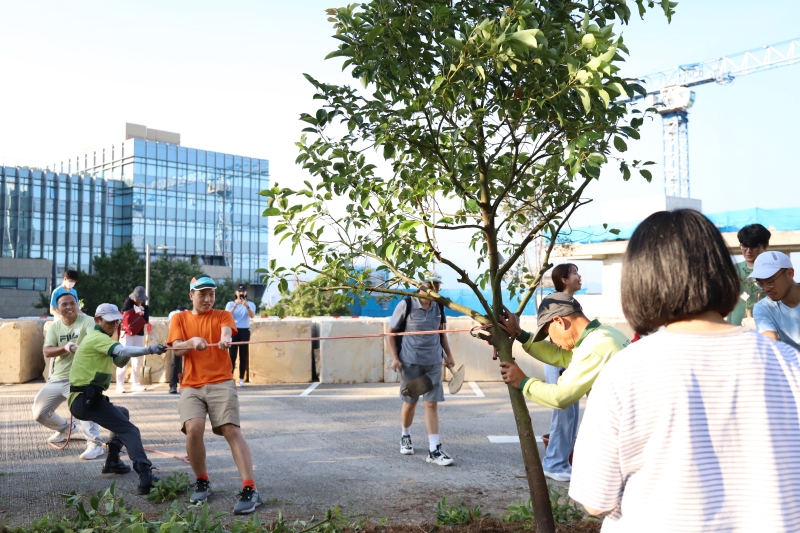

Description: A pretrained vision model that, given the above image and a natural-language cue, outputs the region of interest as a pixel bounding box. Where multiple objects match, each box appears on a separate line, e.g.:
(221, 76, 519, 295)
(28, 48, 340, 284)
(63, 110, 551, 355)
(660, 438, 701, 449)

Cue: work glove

(64, 342, 79, 354)
(147, 344, 168, 355)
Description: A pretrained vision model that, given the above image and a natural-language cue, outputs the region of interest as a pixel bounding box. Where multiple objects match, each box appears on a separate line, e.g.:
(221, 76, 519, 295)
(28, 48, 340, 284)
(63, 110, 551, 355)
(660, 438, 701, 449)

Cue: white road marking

(469, 381, 485, 397)
(299, 382, 321, 396)
(487, 435, 543, 444)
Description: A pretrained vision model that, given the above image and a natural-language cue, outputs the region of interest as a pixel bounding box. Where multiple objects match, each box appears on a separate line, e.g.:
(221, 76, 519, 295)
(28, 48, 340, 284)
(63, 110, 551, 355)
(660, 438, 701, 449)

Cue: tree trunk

(496, 329, 555, 533)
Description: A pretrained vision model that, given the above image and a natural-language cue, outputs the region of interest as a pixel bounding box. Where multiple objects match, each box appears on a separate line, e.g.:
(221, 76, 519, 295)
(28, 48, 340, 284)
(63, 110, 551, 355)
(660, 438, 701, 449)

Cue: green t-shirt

(68, 326, 121, 407)
(728, 261, 764, 326)
(44, 315, 96, 380)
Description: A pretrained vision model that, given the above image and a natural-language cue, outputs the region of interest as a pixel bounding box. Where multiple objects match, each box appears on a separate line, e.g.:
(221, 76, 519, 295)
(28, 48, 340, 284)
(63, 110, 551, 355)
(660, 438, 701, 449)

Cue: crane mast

(633, 38, 800, 197)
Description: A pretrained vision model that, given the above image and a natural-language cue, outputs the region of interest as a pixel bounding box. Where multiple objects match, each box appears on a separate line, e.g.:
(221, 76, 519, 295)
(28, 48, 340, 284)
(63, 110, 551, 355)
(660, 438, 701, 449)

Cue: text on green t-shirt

(44, 315, 96, 380)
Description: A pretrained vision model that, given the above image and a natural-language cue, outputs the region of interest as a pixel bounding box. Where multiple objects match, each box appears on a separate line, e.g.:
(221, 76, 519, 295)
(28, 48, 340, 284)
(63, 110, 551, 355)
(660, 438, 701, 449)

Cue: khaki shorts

(179, 379, 240, 435)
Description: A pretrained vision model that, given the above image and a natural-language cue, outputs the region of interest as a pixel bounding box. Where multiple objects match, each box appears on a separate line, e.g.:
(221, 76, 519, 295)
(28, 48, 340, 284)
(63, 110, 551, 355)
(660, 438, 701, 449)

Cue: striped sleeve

(569, 364, 624, 513)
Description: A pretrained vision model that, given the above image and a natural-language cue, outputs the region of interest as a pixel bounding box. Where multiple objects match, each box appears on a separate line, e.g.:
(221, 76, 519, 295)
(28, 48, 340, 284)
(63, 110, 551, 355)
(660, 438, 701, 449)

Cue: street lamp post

(145, 244, 171, 299)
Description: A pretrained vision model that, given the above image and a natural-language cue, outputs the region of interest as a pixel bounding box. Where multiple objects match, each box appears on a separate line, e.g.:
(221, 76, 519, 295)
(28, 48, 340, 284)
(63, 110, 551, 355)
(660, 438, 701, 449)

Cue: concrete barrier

(316, 317, 384, 383)
(0, 319, 46, 384)
(247, 318, 313, 383)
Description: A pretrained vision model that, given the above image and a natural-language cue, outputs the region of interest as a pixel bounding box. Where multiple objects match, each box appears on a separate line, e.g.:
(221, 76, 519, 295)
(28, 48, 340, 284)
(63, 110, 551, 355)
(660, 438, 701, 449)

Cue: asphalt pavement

(0, 381, 581, 526)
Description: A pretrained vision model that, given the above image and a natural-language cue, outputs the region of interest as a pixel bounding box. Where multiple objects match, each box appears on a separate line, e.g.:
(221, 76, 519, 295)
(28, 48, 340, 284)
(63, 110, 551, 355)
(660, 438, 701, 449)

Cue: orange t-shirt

(167, 309, 237, 388)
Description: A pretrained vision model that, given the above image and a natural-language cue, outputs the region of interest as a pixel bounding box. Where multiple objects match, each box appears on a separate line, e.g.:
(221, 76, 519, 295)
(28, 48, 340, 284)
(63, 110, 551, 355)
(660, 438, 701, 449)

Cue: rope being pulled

(165, 324, 496, 350)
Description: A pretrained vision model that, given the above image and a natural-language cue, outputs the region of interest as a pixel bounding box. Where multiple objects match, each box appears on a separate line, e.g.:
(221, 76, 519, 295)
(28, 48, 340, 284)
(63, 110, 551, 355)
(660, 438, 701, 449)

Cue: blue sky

(1, 1, 798, 294)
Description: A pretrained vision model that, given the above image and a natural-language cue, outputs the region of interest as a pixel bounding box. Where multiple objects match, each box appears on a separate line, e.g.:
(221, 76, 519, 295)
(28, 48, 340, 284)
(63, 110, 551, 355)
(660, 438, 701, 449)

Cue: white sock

(429, 434, 440, 452)
(402, 427, 411, 437)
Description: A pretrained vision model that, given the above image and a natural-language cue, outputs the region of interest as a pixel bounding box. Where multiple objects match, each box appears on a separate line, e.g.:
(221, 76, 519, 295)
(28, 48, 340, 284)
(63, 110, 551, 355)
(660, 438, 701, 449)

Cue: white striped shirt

(569, 327, 800, 532)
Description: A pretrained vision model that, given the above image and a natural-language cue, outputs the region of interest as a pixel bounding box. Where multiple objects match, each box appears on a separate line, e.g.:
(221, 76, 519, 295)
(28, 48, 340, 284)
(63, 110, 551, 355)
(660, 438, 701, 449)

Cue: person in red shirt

(168, 276, 262, 515)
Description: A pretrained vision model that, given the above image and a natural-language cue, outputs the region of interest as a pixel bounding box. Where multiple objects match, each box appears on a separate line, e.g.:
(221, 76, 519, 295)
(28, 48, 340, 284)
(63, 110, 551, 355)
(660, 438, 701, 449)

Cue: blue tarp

(350, 287, 588, 317)
(563, 207, 800, 245)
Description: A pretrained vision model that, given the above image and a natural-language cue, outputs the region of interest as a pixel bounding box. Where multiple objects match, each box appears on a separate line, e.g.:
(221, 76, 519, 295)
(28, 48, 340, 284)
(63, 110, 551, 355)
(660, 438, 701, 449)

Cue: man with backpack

(388, 277, 456, 466)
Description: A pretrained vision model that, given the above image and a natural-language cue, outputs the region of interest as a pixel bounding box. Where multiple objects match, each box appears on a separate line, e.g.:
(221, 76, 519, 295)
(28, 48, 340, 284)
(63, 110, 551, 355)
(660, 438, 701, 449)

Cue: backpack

(394, 296, 446, 356)
(121, 308, 146, 336)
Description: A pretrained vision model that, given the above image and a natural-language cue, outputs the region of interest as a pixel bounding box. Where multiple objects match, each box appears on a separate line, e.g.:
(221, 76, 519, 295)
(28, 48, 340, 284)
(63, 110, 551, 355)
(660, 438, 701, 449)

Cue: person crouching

(68, 303, 167, 495)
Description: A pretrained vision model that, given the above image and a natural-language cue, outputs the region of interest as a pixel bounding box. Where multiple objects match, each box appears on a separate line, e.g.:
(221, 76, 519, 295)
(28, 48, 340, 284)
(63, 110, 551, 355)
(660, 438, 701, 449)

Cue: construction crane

(632, 38, 800, 198)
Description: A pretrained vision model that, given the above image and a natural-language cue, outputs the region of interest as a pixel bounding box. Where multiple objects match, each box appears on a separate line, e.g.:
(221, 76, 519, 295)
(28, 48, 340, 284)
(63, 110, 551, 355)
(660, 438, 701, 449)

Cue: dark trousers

(229, 328, 250, 380)
(170, 353, 182, 388)
(70, 394, 152, 468)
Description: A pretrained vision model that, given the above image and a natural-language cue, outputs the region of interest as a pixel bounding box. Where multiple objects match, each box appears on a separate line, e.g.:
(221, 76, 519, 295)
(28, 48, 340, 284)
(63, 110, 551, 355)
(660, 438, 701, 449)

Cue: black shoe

(168, 385, 178, 394)
(101, 442, 131, 474)
(234, 486, 263, 515)
(133, 463, 160, 495)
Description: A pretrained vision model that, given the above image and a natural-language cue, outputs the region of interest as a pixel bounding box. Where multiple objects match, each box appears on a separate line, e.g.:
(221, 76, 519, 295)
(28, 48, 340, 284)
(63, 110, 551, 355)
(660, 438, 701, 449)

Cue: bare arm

(440, 324, 455, 367)
(171, 337, 208, 357)
(388, 327, 402, 370)
(219, 326, 233, 349)
(247, 303, 256, 319)
(43, 345, 70, 358)
(761, 330, 780, 341)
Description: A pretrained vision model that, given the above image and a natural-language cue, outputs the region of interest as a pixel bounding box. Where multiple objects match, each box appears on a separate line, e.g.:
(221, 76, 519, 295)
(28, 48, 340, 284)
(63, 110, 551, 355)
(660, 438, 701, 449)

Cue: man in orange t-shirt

(168, 276, 262, 515)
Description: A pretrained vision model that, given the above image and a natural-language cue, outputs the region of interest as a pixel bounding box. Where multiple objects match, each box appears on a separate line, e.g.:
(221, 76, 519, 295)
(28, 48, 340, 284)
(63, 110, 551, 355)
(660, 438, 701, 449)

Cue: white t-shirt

(754, 296, 800, 351)
(569, 328, 800, 533)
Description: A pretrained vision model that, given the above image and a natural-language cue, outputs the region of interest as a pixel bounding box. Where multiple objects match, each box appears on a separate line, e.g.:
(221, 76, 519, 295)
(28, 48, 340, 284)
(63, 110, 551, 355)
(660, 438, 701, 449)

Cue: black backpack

(394, 296, 446, 356)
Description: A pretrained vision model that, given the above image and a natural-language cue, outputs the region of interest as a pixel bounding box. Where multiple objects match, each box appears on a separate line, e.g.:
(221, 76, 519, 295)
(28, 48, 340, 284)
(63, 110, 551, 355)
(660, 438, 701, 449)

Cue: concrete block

(143, 318, 169, 383)
(317, 317, 384, 383)
(513, 317, 546, 381)
(0, 319, 46, 384)
(247, 318, 312, 383)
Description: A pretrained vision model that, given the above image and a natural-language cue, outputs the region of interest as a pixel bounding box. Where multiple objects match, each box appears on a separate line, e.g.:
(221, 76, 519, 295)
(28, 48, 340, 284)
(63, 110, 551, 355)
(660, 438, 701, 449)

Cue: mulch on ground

(357, 519, 601, 533)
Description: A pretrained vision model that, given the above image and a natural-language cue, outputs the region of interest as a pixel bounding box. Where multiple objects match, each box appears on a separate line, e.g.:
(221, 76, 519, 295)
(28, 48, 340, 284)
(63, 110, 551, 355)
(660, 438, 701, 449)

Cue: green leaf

(640, 169, 653, 182)
(581, 34, 596, 49)
(262, 207, 281, 217)
(576, 88, 591, 114)
(609, 228, 621, 235)
(399, 220, 420, 232)
(598, 89, 610, 108)
(508, 29, 541, 48)
(613, 136, 627, 152)
(443, 37, 465, 50)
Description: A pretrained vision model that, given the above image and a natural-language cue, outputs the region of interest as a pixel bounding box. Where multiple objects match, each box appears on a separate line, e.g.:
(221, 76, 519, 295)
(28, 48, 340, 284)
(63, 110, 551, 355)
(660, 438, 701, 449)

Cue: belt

(69, 386, 88, 393)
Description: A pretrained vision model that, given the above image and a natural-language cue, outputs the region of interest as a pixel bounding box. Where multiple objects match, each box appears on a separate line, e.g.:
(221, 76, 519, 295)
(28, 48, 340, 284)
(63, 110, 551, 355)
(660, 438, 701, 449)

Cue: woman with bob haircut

(568, 209, 800, 532)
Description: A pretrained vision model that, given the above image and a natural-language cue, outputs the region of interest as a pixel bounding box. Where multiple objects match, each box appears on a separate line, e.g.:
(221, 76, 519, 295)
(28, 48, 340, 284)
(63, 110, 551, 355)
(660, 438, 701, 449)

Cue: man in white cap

(750, 251, 800, 350)
(68, 303, 167, 495)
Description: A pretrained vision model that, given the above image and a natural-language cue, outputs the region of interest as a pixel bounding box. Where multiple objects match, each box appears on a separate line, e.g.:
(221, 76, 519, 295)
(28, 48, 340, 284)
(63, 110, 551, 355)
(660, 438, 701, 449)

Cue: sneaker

(47, 422, 81, 443)
(115, 384, 125, 394)
(234, 486, 263, 515)
(130, 384, 147, 392)
(189, 478, 211, 504)
(543, 470, 571, 482)
(168, 385, 178, 394)
(427, 444, 454, 466)
(400, 435, 414, 455)
(238, 379, 246, 387)
(80, 443, 106, 460)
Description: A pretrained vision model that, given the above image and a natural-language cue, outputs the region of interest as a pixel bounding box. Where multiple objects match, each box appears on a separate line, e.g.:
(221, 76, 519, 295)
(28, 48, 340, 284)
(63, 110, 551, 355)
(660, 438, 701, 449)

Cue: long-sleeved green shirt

(517, 320, 630, 409)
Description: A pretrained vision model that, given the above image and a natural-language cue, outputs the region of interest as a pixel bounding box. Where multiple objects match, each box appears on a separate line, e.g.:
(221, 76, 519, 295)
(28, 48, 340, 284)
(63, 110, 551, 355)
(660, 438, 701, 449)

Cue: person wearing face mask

(540, 263, 582, 481)
(225, 284, 256, 387)
(487, 292, 630, 482)
(50, 270, 80, 320)
(116, 286, 151, 393)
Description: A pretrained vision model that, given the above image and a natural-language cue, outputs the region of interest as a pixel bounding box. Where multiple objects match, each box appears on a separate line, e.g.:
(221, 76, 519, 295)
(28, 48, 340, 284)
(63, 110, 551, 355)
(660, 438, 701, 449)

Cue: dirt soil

(339, 520, 602, 533)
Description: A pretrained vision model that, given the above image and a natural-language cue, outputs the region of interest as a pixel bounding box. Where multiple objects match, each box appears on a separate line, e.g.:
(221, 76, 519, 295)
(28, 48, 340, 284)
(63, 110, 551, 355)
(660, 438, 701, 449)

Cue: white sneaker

(130, 384, 147, 392)
(47, 422, 82, 443)
(543, 470, 571, 482)
(426, 444, 454, 466)
(238, 379, 246, 387)
(400, 435, 414, 455)
(80, 443, 105, 460)
(115, 384, 125, 394)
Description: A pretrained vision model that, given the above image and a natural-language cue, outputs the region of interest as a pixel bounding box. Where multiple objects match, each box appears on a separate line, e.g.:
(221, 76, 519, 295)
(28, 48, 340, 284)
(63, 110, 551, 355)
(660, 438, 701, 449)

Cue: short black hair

(621, 209, 739, 335)
(64, 270, 79, 281)
(737, 224, 771, 248)
(56, 292, 77, 304)
(551, 263, 577, 293)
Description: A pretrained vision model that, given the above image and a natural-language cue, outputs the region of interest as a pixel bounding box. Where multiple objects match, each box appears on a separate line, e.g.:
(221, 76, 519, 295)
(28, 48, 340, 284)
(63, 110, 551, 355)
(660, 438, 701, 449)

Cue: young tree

(262, 1, 673, 530)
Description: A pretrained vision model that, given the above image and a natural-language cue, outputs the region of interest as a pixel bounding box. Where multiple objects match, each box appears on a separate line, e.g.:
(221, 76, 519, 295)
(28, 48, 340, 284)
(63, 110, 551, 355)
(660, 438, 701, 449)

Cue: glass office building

(1, 131, 269, 286)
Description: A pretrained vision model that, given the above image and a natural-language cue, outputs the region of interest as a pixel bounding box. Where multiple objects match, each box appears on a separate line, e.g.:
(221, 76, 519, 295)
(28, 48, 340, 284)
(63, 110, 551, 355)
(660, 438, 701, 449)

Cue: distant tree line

(37, 242, 244, 316)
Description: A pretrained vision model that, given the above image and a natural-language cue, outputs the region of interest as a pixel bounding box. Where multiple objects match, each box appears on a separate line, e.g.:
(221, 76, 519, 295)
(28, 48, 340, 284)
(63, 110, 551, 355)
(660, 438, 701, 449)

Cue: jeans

(70, 394, 152, 468)
(229, 328, 250, 380)
(32, 378, 103, 445)
(541, 364, 579, 474)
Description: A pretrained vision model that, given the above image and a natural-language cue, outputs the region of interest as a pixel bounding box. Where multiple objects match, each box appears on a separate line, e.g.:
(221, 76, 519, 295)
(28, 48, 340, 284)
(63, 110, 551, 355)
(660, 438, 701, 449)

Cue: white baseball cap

(94, 303, 124, 321)
(747, 251, 793, 280)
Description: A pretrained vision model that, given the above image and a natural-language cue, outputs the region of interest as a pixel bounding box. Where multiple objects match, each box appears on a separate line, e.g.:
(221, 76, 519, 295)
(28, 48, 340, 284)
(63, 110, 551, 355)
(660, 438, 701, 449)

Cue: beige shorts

(179, 379, 240, 435)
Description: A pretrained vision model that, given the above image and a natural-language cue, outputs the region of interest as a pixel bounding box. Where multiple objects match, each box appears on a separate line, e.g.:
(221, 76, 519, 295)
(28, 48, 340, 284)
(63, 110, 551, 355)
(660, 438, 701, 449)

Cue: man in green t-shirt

(729, 224, 771, 326)
(68, 303, 167, 495)
(33, 292, 105, 460)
